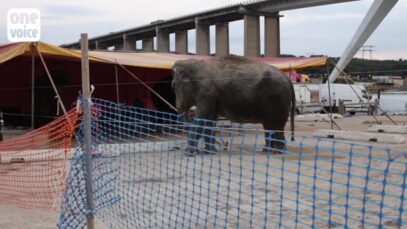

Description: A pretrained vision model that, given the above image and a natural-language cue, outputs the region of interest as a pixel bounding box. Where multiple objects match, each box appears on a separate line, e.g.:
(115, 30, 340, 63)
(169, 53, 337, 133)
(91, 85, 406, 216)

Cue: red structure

(0, 42, 326, 128)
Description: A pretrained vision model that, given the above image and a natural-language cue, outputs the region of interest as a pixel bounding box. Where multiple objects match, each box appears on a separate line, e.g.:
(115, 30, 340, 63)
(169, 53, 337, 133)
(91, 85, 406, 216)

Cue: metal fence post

(81, 33, 95, 229)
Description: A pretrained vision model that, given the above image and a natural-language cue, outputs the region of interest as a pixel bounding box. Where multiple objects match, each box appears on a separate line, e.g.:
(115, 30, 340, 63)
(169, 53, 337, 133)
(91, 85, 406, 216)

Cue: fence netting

(0, 108, 79, 211)
(58, 98, 406, 228)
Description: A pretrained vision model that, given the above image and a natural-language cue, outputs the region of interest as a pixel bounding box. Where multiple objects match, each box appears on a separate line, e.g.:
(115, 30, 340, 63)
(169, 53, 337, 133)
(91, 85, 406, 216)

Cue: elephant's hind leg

(262, 124, 285, 154)
(272, 130, 287, 153)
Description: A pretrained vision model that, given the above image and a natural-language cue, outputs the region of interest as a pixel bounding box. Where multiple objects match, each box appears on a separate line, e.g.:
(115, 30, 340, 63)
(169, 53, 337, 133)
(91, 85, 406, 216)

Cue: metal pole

(115, 60, 120, 103)
(117, 63, 178, 112)
(328, 0, 398, 83)
(328, 57, 395, 125)
(31, 44, 35, 130)
(326, 63, 334, 130)
(35, 45, 73, 128)
(81, 33, 95, 229)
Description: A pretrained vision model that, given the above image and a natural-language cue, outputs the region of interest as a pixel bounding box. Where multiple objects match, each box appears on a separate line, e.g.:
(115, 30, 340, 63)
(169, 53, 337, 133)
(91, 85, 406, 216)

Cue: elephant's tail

(290, 82, 295, 141)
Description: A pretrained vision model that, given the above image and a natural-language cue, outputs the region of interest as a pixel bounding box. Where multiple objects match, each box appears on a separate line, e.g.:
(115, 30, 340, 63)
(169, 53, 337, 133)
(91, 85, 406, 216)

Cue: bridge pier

(142, 37, 154, 52)
(156, 28, 170, 52)
(114, 43, 124, 50)
(215, 22, 229, 57)
(62, 0, 358, 56)
(95, 41, 109, 50)
(244, 14, 260, 57)
(90, 13, 280, 57)
(175, 31, 188, 54)
(264, 14, 280, 57)
(123, 34, 136, 51)
(89, 42, 97, 50)
(195, 20, 210, 55)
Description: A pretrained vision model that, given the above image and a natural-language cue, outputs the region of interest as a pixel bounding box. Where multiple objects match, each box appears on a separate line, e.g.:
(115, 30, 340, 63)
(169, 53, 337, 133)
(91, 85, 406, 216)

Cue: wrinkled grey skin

(172, 55, 295, 154)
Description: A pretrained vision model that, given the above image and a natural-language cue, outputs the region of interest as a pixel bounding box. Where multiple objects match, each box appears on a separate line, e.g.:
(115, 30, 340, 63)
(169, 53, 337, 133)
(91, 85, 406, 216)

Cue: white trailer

(293, 84, 321, 114)
(293, 84, 319, 103)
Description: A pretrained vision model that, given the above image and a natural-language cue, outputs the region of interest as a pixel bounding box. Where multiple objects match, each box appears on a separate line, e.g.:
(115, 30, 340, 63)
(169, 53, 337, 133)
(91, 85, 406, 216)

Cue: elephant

(171, 55, 295, 155)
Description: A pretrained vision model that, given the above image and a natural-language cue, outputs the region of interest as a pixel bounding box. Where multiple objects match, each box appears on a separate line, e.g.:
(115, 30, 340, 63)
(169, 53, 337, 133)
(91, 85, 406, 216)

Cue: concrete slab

(368, 125, 407, 134)
(313, 129, 406, 144)
(295, 113, 343, 122)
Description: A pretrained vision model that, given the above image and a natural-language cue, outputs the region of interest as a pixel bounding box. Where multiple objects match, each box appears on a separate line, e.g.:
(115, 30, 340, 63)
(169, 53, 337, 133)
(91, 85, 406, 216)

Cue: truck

(294, 83, 371, 114)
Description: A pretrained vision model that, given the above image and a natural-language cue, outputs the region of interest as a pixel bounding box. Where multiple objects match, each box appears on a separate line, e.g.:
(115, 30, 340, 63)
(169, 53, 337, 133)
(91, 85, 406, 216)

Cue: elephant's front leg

(194, 98, 218, 155)
(186, 122, 201, 156)
(202, 120, 217, 154)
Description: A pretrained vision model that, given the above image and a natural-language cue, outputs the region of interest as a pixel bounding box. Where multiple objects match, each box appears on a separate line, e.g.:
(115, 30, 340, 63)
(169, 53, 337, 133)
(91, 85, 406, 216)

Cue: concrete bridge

(61, 0, 357, 57)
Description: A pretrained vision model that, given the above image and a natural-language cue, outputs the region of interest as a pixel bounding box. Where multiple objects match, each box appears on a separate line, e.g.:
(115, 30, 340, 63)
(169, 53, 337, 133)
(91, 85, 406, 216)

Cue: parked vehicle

(372, 92, 407, 115)
(320, 83, 370, 114)
(293, 84, 321, 114)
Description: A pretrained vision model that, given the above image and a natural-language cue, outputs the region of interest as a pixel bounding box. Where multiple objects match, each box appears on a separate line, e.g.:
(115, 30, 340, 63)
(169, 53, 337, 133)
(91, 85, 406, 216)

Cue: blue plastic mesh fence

(59, 98, 406, 228)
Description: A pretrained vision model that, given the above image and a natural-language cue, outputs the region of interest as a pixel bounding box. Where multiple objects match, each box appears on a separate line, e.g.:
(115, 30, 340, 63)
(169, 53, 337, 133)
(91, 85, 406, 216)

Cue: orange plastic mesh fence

(0, 108, 80, 211)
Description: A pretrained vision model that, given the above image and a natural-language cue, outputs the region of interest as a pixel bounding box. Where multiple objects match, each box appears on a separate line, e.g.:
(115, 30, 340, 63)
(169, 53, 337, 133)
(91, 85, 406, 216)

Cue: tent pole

(117, 63, 178, 112)
(35, 45, 73, 128)
(326, 61, 334, 130)
(327, 0, 398, 83)
(115, 60, 120, 103)
(31, 43, 35, 130)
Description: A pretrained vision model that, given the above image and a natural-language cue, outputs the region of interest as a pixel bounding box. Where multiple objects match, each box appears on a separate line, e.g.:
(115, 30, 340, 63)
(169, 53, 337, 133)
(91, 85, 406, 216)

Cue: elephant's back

(194, 57, 292, 121)
(206, 61, 291, 122)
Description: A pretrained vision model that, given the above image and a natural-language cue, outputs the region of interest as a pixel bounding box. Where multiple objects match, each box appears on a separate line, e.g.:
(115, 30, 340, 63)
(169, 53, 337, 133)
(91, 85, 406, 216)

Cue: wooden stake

(81, 33, 95, 229)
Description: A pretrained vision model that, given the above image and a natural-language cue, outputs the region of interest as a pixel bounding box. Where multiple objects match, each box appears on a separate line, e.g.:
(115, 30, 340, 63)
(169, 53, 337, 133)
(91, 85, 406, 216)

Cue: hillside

(300, 57, 407, 82)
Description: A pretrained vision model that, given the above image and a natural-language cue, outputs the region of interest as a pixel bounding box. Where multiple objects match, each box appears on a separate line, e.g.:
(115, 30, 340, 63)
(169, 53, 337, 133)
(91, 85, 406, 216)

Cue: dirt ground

(0, 114, 406, 228)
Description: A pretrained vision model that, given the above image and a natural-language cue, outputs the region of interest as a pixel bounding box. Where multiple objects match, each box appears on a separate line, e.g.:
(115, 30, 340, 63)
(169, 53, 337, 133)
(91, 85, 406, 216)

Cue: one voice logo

(7, 8, 41, 42)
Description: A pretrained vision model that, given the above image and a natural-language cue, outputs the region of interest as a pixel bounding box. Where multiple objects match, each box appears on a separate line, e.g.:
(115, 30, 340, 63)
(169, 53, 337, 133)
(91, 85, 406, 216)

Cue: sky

(1, 0, 406, 60)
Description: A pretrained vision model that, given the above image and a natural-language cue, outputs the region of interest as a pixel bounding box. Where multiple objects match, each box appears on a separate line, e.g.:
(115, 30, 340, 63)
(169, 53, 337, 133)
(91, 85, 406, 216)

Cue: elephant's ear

(174, 59, 199, 82)
(178, 63, 192, 80)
